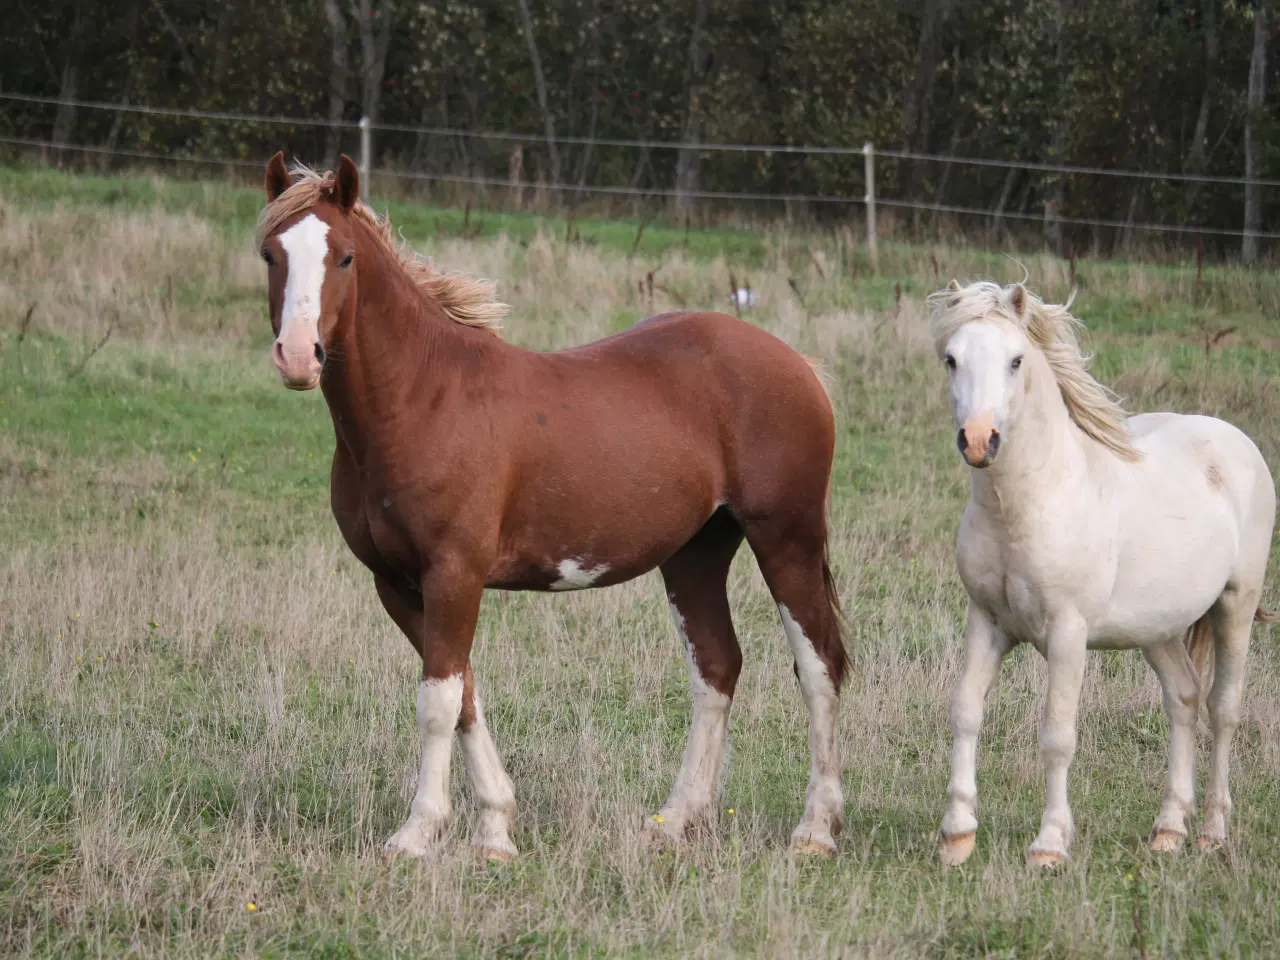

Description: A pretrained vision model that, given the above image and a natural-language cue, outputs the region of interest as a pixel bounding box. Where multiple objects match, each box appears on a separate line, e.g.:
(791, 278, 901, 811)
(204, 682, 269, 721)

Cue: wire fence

(3, 91, 1276, 248)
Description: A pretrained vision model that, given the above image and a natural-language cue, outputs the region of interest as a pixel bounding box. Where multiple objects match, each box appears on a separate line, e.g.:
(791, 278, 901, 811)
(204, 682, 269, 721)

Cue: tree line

(3, 1, 1278, 259)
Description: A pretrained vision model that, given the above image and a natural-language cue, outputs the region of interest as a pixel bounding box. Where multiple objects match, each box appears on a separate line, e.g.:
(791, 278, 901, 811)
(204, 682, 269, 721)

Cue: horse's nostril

(314, 342, 326, 366)
(989, 431, 1001, 455)
(956, 428, 968, 453)
(273, 341, 286, 366)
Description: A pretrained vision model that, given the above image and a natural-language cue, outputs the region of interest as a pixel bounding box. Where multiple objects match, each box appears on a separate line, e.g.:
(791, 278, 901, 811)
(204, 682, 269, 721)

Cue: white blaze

(277, 214, 330, 340)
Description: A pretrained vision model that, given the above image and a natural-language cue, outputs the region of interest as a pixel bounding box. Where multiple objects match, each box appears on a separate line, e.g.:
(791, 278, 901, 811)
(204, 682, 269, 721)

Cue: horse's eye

(261, 249, 274, 266)
(339, 252, 354, 269)
(1011, 356, 1023, 372)
(944, 354, 956, 371)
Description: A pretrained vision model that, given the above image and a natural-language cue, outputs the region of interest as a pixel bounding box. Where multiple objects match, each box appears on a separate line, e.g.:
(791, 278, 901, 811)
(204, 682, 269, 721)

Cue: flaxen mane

(255, 164, 508, 335)
(928, 280, 1142, 462)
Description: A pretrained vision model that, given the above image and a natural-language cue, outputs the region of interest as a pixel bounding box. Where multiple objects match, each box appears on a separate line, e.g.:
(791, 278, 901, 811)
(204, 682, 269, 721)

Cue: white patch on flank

(550, 558, 610, 591)
(277, 214, 331, 339)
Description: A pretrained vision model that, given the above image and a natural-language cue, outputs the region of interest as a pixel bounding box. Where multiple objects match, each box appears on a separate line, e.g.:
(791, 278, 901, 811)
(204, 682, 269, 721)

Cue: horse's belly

(486, 502, 716, 592)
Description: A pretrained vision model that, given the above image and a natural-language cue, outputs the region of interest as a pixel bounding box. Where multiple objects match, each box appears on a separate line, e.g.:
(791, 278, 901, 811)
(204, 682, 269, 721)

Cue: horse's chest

(363, 490, 422, 573)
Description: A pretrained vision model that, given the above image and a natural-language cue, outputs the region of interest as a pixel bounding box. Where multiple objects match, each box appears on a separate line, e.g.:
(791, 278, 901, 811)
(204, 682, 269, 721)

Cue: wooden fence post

(863, 142, 878, 271)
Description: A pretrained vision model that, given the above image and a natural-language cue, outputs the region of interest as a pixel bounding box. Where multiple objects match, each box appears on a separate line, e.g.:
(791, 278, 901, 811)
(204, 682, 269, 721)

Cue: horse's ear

(946, 279, 961, 292)
(335, 155, 360, 211)
(265, 152, 291, 202)
(1010, 283, 1027, 318)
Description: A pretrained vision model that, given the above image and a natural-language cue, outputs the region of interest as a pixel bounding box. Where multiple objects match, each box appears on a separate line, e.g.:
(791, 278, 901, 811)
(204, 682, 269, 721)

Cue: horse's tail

(1186, 614, 1215, 686)
(822, 542, 851, 678)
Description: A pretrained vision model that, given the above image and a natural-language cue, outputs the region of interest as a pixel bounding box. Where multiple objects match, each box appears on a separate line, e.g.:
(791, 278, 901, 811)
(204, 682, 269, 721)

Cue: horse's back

(1129, 412, 1274, 521)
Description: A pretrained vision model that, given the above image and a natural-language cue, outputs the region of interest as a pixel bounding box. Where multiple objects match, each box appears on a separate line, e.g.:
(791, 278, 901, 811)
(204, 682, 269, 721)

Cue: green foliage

(2, 2, 1278, 254)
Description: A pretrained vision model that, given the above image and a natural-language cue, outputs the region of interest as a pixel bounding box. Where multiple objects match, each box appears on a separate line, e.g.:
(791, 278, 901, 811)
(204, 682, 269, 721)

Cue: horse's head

(259, 153, 361, 390)
(931, 280, 1034, 469)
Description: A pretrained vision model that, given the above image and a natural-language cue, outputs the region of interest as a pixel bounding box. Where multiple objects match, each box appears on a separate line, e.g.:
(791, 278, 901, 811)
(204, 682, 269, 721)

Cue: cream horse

(930, 279, 1276, 868)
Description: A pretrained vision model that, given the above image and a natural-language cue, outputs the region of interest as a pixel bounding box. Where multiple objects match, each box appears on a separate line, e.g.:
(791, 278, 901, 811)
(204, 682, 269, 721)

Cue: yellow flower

(348, 658, 355, 665)
(652, 814, 665, 823)
(245, 901, 257, 913)
(727, 808, 735, 815)
(75, 655, 82, 662)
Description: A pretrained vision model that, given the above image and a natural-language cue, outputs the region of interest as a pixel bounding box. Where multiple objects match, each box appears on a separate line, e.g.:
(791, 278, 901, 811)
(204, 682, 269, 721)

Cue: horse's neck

(970, 354, 1100, 531)
(321, 234, 476, 465)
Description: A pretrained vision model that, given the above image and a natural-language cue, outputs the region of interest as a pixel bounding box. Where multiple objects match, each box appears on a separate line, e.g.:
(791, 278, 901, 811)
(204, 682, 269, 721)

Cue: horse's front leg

(1027, 613, 1088, 867)
(939, 604, 1012, 866)
(380, 559, 512, 859)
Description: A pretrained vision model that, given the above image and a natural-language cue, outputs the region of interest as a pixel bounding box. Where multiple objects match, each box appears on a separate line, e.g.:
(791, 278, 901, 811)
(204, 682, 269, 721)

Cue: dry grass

(1, 175, 1279, 957)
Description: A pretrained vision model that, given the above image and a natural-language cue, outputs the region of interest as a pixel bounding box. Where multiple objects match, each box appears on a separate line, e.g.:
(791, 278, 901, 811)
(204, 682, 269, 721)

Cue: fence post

(863, 142, 878, 270)
(359, 116, 371, 201)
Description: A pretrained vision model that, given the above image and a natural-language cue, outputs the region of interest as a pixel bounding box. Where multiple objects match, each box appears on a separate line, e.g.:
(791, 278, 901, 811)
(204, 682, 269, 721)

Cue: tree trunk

(211, 0, 236, 89)
(1188, 0, 1218, 173)
(674, 0, 711, 215)
(515, 0, 561, 184)
(1243, 0, 1269, 265)
(1043, 0, 1067, 255)
(905, 0, 953, 221)
(989, 165, 1019, 239)
(104, 0, 143, 157)
(349, 0, 393, 171)
(323, 0, 349, 169)
(51, 1, 91, 162)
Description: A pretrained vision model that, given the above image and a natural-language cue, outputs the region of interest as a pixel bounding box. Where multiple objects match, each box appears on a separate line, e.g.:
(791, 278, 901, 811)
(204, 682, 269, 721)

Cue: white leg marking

(550, 558, 610, 591)
(648, 600, 732, 840)
(384, 676, 462, 857)
(459, 692, 519, 860)
(277, 214, 330, 338)
(778, 604, 843, 854)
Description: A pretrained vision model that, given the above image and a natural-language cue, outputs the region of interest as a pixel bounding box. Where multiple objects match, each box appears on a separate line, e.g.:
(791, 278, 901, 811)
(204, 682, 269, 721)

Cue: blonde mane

(928, 280, 1142, 462)
(254, 164, 507, 335)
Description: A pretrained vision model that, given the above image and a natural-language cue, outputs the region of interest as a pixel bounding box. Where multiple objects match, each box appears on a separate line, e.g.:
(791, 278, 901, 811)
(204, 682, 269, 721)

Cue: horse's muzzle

(958, 424, 1001, 468)
(273, 337, 325, 390)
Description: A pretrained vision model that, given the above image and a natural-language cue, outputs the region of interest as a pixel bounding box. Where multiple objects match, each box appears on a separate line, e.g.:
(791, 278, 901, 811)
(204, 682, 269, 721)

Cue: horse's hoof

(383, 819, 444, 859)
(790, 838, 837, 857)
(476, 843, 518, 863)
(939, 831, 976, 867)
(1027, 848, 1067, 869)
(1148, 828, 1185, 853)
(1196, 834, 1225, 853)
(383, 834, 431, 859)
(790, 824, 838, 856)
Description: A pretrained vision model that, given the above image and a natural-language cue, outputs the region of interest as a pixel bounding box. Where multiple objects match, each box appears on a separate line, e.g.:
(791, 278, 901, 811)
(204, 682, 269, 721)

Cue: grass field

(2, 165, 1279, 957)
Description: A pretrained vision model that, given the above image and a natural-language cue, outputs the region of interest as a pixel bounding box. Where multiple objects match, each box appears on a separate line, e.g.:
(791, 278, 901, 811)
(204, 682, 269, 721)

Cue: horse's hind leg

(1199, 585, 1258, 851)
(646, 509, 744, 842)
(744, 517, 847, 855)
(1143, 635, 1201, 852)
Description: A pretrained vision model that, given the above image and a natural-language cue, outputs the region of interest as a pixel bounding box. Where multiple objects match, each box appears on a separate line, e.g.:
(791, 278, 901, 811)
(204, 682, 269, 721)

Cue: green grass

(1, 165, 1279, 956)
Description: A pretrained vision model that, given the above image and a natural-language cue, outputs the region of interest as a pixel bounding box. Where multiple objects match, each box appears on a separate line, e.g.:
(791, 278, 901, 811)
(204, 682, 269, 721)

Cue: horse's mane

(928, 280, 1142, 462)
(254, 164, 507, 336)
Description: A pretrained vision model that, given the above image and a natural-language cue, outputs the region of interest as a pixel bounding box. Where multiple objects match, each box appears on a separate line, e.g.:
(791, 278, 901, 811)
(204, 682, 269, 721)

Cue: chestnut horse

(256, 153, 846, 861)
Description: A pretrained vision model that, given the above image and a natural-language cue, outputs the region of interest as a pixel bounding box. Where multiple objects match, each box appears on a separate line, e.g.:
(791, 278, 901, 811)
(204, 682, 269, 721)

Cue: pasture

(2, 165, 1279, 957)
